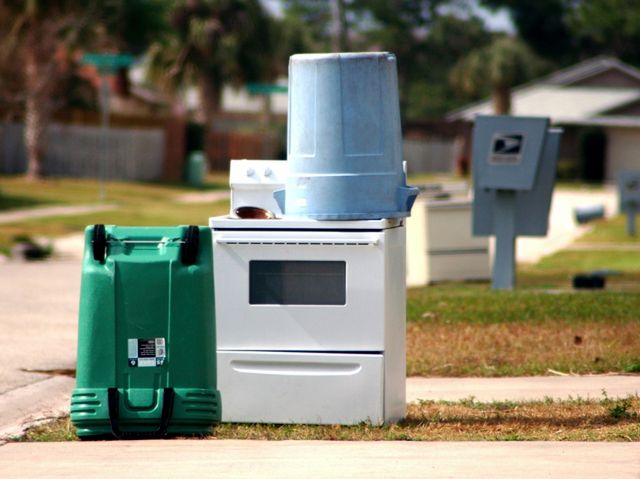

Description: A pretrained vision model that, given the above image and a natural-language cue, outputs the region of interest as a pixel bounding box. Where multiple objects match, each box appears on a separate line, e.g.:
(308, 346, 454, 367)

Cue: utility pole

(331, 0, 348, 52)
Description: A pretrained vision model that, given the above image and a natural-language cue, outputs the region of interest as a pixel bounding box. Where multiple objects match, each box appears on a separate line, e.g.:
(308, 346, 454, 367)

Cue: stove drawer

(217, 351, 384, 425)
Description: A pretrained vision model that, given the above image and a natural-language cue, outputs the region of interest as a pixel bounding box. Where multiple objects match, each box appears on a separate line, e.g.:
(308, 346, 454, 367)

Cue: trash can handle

(107, 388, 175, 439)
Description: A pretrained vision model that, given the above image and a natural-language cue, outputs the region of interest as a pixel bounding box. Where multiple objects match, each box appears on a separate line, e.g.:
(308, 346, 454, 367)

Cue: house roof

(449, 85, 640, 122)
(544, 55, 640, 86)
(446, 56, 640, 124)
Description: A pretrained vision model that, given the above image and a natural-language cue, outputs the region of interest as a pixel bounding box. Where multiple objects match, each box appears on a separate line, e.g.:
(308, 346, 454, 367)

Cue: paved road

(0, 259, 79, 394)
(1, 440, 639, 479)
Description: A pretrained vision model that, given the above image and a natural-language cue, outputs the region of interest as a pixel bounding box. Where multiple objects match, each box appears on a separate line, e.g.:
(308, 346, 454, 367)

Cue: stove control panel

(230, 159, 287, 186)
(229, 159, 288, 214)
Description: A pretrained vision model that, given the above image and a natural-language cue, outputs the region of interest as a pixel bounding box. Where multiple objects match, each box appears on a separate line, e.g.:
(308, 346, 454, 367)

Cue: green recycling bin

(185, 151, 206, 186)
(70, 224, 220, 438)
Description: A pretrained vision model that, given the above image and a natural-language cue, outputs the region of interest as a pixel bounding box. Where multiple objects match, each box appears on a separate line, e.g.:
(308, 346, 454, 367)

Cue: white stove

(210, 160, 407, 425)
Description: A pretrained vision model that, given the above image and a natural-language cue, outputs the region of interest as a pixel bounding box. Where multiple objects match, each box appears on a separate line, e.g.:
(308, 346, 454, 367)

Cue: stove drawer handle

(215, 237, 379, 246)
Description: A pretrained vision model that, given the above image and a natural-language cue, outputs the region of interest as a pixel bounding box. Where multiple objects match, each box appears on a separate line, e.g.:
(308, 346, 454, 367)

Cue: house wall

(605, 127, 640, 180)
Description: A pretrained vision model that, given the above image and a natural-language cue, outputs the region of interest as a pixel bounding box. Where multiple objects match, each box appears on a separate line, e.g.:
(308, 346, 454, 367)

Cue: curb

(0, 376, 74, 440)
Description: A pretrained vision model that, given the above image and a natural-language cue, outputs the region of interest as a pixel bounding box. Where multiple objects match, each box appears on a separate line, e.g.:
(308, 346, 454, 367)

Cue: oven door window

(249, 260, 346, 305)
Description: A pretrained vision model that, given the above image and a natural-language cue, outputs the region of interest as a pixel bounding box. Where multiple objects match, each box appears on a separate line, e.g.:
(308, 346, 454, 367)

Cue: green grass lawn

(17, 395, 640, 442)
(0, 174, 228, 208)
(577, 215, 640, 245)
(0, 174, 230, 253)
(407, 239, 640, 377)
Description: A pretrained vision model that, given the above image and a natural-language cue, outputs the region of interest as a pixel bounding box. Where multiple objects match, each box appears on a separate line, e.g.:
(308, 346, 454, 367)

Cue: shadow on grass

(0, 193, 55, 212)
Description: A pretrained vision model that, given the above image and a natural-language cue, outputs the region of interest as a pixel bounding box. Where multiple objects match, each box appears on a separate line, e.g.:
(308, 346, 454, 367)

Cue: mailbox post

(472, 115, 562, 289)
(618, 171, 640, 236)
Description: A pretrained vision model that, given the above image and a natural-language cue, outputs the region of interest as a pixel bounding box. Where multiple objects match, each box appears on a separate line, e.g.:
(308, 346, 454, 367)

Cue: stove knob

(246, 168, 255, 177)
(263, 167, 272, 177)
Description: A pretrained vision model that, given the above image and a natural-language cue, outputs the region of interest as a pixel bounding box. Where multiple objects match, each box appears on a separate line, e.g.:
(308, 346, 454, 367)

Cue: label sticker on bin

(128, 338, 166, 367)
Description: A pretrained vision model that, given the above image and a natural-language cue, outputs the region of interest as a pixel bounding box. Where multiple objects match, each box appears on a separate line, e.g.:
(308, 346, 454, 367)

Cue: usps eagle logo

(489, 133, 524, 165)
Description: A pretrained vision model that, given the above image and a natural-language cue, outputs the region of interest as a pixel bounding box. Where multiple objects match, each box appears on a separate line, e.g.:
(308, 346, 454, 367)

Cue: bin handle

(107, 239, 186, 245)
(107, 388, 175, 439)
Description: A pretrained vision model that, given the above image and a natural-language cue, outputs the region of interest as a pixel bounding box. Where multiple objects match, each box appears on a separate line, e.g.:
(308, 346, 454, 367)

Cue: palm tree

(450, 36, 546, 115)
(147, 0, 276, 131)
(0, 1, 99, 180)
(0, 1, 165, 180)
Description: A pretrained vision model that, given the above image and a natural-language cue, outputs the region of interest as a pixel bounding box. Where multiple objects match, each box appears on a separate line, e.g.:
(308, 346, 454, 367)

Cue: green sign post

(81, 53, 136, 200)
(246, 83, 287, 95)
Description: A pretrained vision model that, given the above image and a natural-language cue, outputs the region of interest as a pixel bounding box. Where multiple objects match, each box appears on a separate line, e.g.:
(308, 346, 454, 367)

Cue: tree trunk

(23, 24, 52, 180)
(332, 0, 349, 52)
(114, 67, 131, 97)
(199, 75, 222, 133)
(492, 85, 511, 115)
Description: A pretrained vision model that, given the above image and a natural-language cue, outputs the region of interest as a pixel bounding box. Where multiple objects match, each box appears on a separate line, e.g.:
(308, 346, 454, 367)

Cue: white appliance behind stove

(211, 160, 406, 425)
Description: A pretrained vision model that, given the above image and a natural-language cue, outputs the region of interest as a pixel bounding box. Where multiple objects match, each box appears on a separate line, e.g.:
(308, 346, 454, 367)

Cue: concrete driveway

(516, 186, 618, 263)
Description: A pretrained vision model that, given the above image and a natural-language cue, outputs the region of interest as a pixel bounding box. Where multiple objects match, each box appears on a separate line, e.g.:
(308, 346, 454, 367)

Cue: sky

(260, 0, 515, 33)
(464, 1, 516, 33)
(466, 0, 514, 33)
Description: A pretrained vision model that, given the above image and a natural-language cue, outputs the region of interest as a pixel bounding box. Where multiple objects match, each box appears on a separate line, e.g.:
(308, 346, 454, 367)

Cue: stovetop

(209, 215, 403, 231)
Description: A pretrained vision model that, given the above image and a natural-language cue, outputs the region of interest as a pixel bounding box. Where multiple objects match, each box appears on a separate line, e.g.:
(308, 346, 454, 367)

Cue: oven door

(213, 229, 387, 351)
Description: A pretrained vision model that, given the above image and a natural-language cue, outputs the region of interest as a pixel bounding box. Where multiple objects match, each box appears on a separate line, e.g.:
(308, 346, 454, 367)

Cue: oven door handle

(214, 236, 379, 246)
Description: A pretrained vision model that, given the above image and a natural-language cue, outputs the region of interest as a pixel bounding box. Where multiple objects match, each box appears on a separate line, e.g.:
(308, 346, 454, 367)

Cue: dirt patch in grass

(406, 319, 640, 377)
(20, 368, 76, 378)
(19, 397, 640, 442)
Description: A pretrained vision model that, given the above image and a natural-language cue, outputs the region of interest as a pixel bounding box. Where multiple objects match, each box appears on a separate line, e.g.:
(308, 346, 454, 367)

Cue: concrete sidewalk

(1, 440, 638, 479)
(407, 375, 640, 402)
(0, 204, 115, 225)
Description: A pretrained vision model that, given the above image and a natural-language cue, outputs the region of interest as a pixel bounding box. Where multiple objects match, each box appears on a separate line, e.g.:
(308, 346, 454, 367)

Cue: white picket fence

(0, 122, 165, 181)
(0, 121, 451, 179)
